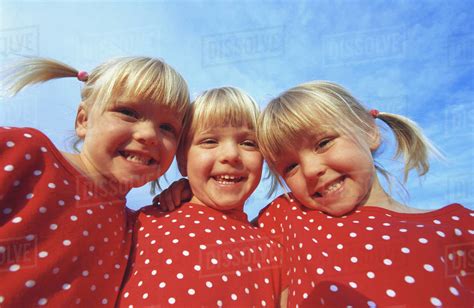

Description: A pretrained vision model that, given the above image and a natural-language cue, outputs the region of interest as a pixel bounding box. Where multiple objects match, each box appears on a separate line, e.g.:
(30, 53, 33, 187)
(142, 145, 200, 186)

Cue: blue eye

(242, 140, 258, 148)
(284, 163, 297, 175)
(117, 108, 139, 118)
(160, 124, 176, 135)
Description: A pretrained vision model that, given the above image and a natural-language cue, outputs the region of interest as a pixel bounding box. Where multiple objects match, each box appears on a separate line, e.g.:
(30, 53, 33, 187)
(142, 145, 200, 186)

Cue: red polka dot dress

(0, 127, 134, 307)
(119, 202, 285, 307)
(258, 195, 474, 307)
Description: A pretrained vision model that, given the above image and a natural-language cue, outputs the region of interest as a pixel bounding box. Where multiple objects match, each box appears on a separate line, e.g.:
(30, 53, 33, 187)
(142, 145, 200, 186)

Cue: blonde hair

(258, 80, 441, 194)
(176, 86, 260, 176)
(3, 56, 191, 190)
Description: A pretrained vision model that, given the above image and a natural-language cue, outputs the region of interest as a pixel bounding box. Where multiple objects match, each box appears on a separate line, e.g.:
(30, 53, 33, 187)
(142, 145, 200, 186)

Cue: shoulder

(258, 194, 295, 218)
(0, 127, 53, 151)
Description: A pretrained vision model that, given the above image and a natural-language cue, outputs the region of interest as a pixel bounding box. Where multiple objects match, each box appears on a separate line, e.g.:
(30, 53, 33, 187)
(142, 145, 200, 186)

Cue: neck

(61, 152, 129, 200)
(360, 176, 421, 213)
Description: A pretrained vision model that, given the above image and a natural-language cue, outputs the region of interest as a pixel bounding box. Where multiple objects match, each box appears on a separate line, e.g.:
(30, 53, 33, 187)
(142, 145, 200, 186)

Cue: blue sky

(1, 0, 472, 219)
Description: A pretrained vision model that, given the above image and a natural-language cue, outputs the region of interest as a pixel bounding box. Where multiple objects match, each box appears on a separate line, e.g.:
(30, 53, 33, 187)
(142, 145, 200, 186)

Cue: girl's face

(274, 129, 380, 216)
(186, 125, 263, 212)
(76, 97, 181, 196)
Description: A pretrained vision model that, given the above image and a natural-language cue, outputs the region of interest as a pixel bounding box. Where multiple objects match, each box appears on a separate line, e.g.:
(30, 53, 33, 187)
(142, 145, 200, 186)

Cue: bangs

(191, 87, 259, 133)
(85, 57, 189, 120)
(258, 87, 365, 168)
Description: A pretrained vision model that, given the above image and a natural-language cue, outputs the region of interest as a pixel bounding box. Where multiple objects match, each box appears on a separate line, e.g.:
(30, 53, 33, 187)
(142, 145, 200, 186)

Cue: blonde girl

(0, 57, 190, 307)
(257, 81, 473, 307)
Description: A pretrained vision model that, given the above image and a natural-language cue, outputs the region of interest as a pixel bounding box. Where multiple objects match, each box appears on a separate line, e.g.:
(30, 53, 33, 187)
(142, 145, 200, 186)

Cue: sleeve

(258, 195, 292, 292)
(448, 205, 474, 298)
(0, 127, 44, 224)
(257, 194, 291, 240)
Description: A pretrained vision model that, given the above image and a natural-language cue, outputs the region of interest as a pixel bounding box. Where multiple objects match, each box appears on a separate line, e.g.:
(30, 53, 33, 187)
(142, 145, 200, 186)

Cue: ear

(369, 125, 381, 152)
(75, 103, 89, 139)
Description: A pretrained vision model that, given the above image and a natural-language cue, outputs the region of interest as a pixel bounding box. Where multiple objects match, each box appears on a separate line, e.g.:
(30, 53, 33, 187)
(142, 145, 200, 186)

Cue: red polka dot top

(0, 127, 134, 307)
(118, 202, 286, 307)
(258, 195, 474, 307)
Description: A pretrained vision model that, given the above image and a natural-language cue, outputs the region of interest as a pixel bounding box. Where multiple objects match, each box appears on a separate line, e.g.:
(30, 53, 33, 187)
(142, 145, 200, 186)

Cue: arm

(280, 288, 289, 308)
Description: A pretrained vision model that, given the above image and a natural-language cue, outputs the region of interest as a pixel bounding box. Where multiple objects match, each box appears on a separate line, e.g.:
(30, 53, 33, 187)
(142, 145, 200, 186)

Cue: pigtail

(2, 57, 80, 96)
(376, 111, 443, 181)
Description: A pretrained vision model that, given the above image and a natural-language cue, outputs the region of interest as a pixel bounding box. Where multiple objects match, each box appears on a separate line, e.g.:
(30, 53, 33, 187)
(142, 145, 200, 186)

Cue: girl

(0, 57, 190, 307)
(118, 87, 287, 307)
(257, 81, 473, 307)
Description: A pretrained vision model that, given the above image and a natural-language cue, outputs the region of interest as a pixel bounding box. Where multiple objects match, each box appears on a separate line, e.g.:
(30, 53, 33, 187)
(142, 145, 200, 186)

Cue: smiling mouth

(313, 176, 345, 198)
(119, 151, 156, 166)
(213, 175, 244, 185)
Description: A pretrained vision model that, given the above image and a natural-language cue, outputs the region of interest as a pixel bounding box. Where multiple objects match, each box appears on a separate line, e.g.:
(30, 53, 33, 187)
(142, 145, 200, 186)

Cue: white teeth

(214, 175, 242, 184)
(324, 179, 343, 194)
(122, 152, 153, 165)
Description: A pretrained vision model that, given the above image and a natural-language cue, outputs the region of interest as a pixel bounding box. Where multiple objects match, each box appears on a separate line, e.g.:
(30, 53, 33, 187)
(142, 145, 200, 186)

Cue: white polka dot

(367, 271, 375, 279)
(9, 264, 20, 272)
(231, 293, 237, 300)
(200, 245, 206, 250)
(401, 247, 410, 254)
(382, 235, 390, 240)
(39, 207, 47, 213)
(25, 193, 33, 199)
(386, 289, 396, 297)
(436, 231, 445, 237)
(433, 219, 441, 224)
(168, 297, 176, 304)
(430, 297, 442, 306)
(349, 232, 357, 238)
(217, 300, 223, 306)
(38, 251, 48, 258)
(451, 215, 460, 221)
(6, 141, 15, 147)
(194, 265, 201, 271)
(4, 165, 14, 172)
(142, 293, 148, 299)
(404, 276, 415, 283)
(12, 217, 22, 223)
(70, 216, 78, 221)
(365, 244, 373, 250)
(211, 258, 218, 265)
(383, 259, 392, 266)
(206, 281, 213, 288)
(449, 286, 459, 296)
(424, 264, 434, 272)
(62, 283, 71, 290)
(165, 259, 172, 265)
(159, 282, 166, 288)
(3, 208, 12, 214)
(58, 200, 65, 206)
(222, 275, 228, 282)
(349, 281, 357, 288)
(334, 266, 342, 271)
(38, 298, 47, 305)
(329, 285, 338, 292)
(25, 154, 31, 160)
(351, 257, 358, 263)
(454, 228, 462, 236)
(418, 238, 428, 244)
(40, 147, 47, 152)
(177, 273, 184, 279)
(306, 254, 312, 261)
(368, 300, 376, 307)
(316, 268, 324, 274)
(63, 240, 71, 246)
(188, 289, 195, 295)
(25, 280, 36, 287)
(33, 170, 42, 176)
(82, 270, 89, 277)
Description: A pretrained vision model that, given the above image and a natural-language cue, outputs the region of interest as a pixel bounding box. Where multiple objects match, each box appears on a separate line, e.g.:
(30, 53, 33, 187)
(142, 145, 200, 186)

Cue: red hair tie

(77, 71, 89, 82)
(370, 109, 380, 118)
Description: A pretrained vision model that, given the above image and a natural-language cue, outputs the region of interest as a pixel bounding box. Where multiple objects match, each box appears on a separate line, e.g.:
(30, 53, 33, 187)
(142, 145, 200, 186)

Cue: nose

(219, 141, 241, 164)
(300, 153, 326, 182)
(135, 121, 160, 146)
